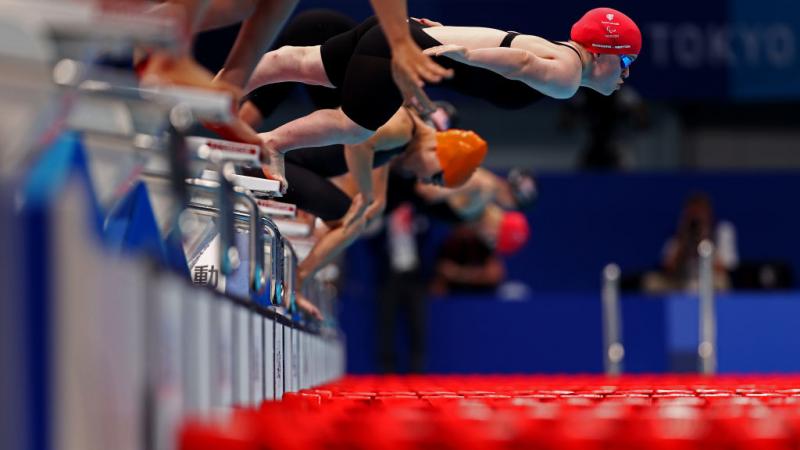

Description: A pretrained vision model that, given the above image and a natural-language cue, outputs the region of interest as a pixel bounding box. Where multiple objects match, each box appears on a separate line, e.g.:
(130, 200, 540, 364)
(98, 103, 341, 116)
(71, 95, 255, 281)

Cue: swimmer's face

(591, 53, 634, 95)
(417, 144, 444, 185)
(396, 127, 445, 185)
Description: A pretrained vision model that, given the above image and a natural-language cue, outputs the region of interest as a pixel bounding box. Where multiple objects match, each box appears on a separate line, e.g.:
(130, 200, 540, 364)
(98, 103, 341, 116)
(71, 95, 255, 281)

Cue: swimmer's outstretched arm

(424, 45, 578, 99)
(344, 141, 376, 216)
(297, 194, 367, 289)
(344, 108, 414, 215)
(296, 162, 390, 295)
(365, 165, 390, 227)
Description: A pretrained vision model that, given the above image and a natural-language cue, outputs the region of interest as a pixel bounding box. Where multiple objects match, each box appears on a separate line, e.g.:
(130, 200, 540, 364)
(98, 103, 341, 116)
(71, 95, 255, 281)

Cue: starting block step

(200, 170, 281, 195)
(273, 219, 311, 238)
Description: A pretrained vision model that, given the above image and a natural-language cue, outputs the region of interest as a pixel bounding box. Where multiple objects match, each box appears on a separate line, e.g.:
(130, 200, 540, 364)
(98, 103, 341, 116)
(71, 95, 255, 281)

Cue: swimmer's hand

(363, 197, 386, 229)
(342, 193, 368, 229)
(391, 39, 453, 113)
(296, 293, 323, 321)
(423, 44, 469, 63)
(404, 89, 438, 118)
(258, 136, 288, 194)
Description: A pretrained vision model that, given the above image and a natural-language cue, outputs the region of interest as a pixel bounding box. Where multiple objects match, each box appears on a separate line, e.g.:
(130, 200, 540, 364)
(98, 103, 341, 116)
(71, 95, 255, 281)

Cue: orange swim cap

(435, 130, 488, 188)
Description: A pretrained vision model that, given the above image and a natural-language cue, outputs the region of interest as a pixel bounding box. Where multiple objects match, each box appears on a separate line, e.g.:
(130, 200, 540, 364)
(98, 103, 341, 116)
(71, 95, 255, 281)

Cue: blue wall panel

(342, 291, 800, 374)
(514, 172, 800, 292)
(716, 293, 800, 373)
(425, 295, 604, 374)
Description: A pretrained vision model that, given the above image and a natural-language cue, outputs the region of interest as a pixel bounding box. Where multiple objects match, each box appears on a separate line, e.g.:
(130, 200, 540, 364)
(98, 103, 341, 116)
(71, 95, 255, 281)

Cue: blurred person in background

(423, 168, 534, 295)
(369, 111, 534, 371)
(375, 202, 428, 373)
(430, 206, 530, 295)
(374, 169, 534, 371)
(644, 193, 738, 293)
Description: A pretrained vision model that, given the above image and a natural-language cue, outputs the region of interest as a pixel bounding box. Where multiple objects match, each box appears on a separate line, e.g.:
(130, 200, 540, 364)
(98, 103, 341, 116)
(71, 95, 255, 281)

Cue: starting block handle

(282, 236, 298, 312)
(260, 215, 285, 307)
(112, 86, 235, 123)
(141, 87, 235, 124)
(69, 76, 236, 124)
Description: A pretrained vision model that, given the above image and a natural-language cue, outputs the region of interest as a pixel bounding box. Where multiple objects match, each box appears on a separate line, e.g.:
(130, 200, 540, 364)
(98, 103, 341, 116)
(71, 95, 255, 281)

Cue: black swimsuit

(242, 142, 406, 222)
(551, 41, 584, 64)
(501, 31, 584, 65)
(500, 31, 520, 48)
(246, 9, 357, 118)
(320, 18, 546, 130)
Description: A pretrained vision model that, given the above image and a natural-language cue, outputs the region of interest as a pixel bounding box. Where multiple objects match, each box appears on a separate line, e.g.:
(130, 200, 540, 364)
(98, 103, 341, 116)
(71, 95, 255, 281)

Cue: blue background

(339, 172, 800, 373)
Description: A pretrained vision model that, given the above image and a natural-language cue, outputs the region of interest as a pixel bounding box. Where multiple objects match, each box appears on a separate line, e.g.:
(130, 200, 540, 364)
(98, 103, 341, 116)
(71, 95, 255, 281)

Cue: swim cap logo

(600, 17, 620, 25)
(600, 11, 621, 37)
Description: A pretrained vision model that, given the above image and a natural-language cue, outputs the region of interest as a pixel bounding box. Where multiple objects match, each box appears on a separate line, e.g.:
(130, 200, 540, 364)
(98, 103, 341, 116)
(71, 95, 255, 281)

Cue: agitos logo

(601, 14, 621, 39)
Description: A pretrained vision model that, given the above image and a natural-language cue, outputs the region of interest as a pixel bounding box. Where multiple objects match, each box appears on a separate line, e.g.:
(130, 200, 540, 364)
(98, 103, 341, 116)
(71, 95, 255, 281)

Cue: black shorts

(240, 155, 351, 222)
(242, 144, 401, 222)
(281, 161, 352, 222)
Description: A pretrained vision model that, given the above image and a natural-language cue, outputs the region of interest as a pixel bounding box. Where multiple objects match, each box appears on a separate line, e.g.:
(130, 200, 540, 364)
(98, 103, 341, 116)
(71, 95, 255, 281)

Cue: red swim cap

(570, 7, 641, 55)
(496, 211, 530, 255)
